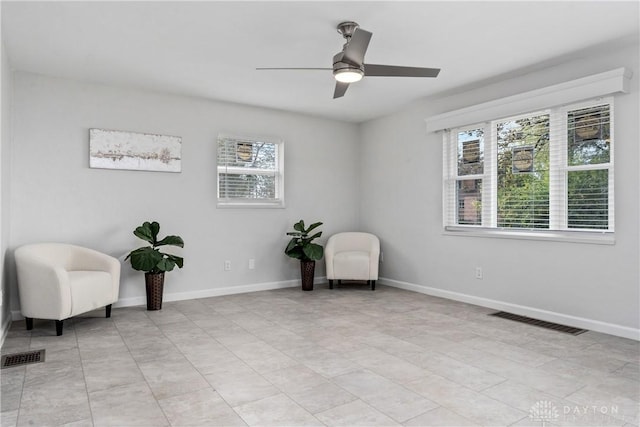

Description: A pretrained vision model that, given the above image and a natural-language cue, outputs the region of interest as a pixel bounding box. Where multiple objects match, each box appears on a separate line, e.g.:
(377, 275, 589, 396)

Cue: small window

(217, 134, 284, 208)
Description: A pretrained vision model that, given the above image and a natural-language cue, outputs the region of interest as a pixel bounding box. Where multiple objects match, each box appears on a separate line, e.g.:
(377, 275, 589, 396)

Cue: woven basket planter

(145, 272, 165, 310)
(300, 260, 315, 291)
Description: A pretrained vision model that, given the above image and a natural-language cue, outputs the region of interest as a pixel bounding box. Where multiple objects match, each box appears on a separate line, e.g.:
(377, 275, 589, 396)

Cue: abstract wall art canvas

(89, 129, 182, 172)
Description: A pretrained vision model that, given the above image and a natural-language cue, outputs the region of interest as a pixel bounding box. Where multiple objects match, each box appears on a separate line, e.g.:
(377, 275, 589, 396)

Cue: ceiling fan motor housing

(332, 52, 364, 82)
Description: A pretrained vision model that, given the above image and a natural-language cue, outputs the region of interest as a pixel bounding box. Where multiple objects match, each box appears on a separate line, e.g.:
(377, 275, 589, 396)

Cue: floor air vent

(489, 311, 587, 335)
(1, 349, 46, 369)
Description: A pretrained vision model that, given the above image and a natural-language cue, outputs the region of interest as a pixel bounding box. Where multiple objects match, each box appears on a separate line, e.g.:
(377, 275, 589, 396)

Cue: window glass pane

(568, 105, 610, 166)
(217, 140, 277, 170)
(457, 129, 484, 176)
(568, 169, 608, 229)
(496, 114, 550, 228)
(219, 174, 276, 199)
(457, 179, 482, 225)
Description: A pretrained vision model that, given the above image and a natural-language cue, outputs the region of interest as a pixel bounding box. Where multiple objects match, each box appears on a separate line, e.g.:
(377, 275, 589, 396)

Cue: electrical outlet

(475, 267, 483, 279)
(248, 259, 255, 270)
(224, 260, 231, 271)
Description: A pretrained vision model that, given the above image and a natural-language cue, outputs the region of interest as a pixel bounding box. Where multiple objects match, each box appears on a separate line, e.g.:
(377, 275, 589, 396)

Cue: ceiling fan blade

(256, 67, 332, 70)
(342, 28, 372, 66)
(333, 81, 349, 99)
(364, 64, 441, 78)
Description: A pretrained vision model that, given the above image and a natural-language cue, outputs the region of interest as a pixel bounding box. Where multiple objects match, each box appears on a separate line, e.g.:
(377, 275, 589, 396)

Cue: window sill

(217, 200, 285, 209)
(444, 226, 615, 245)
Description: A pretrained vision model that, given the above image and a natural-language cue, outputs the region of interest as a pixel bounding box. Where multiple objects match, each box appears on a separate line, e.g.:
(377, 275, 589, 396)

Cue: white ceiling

(2, 1, 639, 123)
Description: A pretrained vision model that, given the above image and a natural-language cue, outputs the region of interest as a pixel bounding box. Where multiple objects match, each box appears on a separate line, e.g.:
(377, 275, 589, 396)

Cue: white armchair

(325, 232, 380, 291)
(15, 243, 121, 335)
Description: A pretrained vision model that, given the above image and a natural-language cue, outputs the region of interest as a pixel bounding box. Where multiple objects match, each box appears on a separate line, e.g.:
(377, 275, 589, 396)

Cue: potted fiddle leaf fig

(285, 220, 323, 291)
(125, 221, 184, 310)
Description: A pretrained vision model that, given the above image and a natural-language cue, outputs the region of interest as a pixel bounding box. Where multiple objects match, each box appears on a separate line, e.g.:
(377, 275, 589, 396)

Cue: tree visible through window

(496, 114, 550, 228)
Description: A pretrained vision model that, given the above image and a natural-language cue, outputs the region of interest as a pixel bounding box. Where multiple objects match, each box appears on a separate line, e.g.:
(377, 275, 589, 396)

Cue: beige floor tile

(345, 347, 431, 384)
(411, 352, 507, 391)
(137, 353, 210, 400)
(404, 406, 479, 426)
(1, 367, 25, 412)
(0, 409, 18, 427)
(158, 388, 247, 426)
(206, 368, 280, 407)
(464, 335, 558, 367)
(89, 381, 169, 427)
(233, 393, 322, 426)
(18, 379, 91, 427)
(406, 374, 527, 426)
(287, 381, 358, 414)
(81, 353, 145, 393)
(315, 399, 401, 426)
(262, 363, 329, 393)
(333, 369, 439, 423)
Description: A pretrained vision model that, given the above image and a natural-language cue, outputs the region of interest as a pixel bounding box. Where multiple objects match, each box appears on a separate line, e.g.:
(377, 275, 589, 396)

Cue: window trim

(216, 133, 285, 209)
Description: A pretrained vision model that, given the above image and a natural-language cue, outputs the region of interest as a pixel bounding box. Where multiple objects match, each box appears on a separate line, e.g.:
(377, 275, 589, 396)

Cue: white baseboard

(379, 277, 640, 341)
(0, 311, 11, 347)
(113, 277, 308, 308)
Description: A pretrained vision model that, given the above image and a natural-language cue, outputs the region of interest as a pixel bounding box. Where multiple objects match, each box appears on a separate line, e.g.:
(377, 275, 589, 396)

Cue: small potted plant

(125, 221, 184, 310)
(285, 220, 323, 291)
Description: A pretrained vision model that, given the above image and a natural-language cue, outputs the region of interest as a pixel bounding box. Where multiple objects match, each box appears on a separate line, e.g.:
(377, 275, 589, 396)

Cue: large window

(444, 98, 613, 240)
(217, 134, 284, 208)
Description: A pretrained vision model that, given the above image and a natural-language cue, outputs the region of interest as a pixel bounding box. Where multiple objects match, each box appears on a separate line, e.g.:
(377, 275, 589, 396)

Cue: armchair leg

(55, 320, 64, 336)
(25, 317, 33, 331)
(371, 280, 376, 291)
(106, 304, 112, 318)
(329, 280, 334, 289)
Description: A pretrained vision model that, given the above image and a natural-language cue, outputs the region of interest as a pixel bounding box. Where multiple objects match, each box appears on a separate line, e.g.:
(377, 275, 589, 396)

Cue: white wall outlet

(475, 267, 483, 279)
(224, 260, 231, 271)
(248, 259, 255, 270)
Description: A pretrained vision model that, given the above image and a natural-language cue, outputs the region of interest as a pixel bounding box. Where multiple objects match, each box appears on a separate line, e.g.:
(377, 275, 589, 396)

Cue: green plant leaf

(306, 222, 323, 233)
(156, 257, 176, 272)
(156, 235, 184, 248)
(303, 243, 323, 261)
(149, 222, 160, 244)
(127, 247, 163, 272)
(293, 220, 305, 232)
(306, 231, 322, 241)
(133, 223, 154, 244)
(166, 254, 184, 269)
(285, 237, 298, 253)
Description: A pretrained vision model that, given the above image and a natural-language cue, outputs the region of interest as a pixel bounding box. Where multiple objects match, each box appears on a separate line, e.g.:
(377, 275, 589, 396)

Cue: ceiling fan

(257, 21, 441, 99)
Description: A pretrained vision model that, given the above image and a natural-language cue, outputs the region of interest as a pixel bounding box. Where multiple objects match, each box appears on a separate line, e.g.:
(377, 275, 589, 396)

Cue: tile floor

(1, 284, 638, 427)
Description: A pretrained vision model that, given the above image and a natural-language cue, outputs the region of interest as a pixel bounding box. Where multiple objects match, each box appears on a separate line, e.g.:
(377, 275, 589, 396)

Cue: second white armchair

(325, 232, 380, 291)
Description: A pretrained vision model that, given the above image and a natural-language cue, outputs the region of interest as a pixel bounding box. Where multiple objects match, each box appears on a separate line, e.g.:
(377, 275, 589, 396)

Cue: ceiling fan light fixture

(333, 68, 364, 83)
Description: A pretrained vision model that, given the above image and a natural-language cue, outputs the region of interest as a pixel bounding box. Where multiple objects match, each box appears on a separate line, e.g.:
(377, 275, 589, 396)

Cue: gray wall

(1, 38, 12, 339)
(8, 72, 360, 310)
(359, 43, 640, 334)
